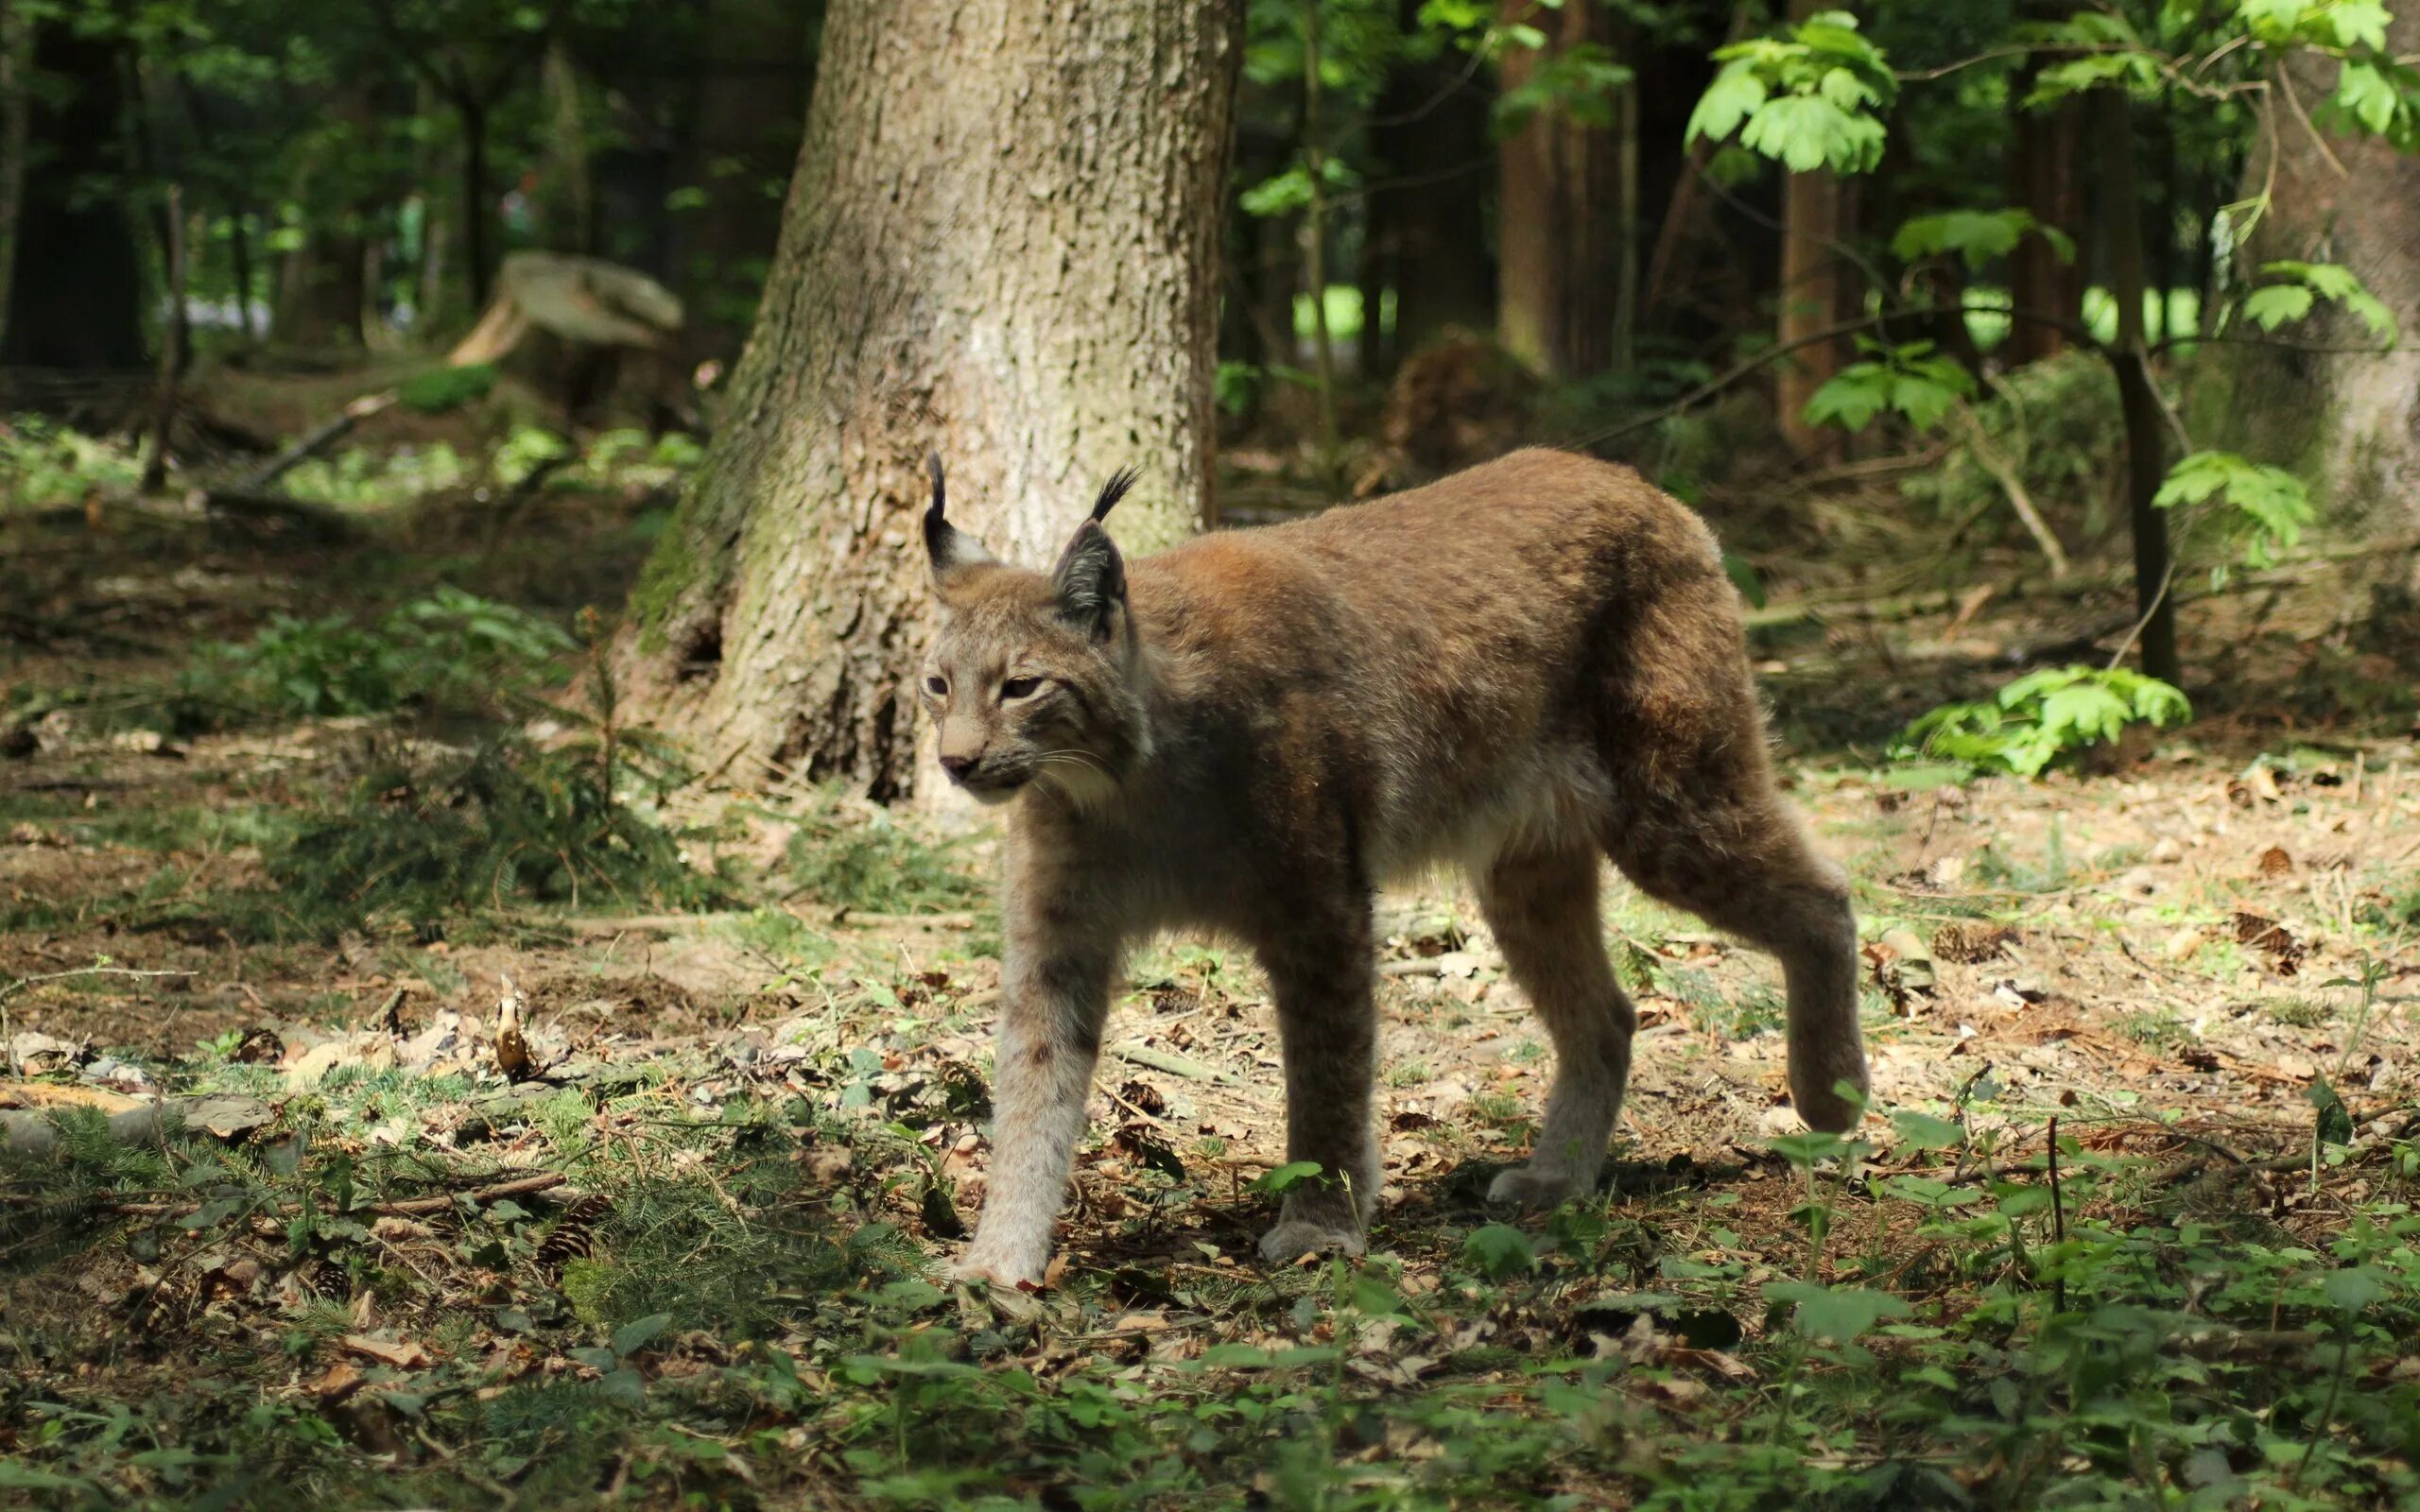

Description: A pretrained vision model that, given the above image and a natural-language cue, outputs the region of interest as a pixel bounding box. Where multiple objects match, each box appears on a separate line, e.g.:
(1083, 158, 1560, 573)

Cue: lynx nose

(939, 752, 977, 781)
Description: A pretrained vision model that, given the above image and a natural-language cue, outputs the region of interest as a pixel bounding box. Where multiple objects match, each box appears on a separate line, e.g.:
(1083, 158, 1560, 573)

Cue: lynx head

(916, 454, 1149, 807)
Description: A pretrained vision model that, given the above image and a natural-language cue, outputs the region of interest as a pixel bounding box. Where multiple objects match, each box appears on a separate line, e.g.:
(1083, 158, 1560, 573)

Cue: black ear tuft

(1090, 466, 1141, 524)
(922, 452, 994, 581)
(1051, 521, 1126, 640)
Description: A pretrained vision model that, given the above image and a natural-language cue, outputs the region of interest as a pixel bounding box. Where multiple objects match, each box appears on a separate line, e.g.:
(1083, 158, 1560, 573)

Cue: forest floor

(3, 438, 2419, 1509)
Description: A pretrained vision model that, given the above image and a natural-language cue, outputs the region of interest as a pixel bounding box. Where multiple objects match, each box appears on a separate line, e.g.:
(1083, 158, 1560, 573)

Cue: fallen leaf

(494, 974, 533, 1080)
(285, 1034, 394, 1089)
(342, 1334, 431, 1369)
(0, 1080, 144, 1113)
(308, 1360, 367, 1402)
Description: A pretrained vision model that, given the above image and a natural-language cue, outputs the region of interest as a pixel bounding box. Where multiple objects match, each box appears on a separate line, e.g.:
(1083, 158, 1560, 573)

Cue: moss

(558, 1258, 619, 1326)
(624, 528, 699, 652)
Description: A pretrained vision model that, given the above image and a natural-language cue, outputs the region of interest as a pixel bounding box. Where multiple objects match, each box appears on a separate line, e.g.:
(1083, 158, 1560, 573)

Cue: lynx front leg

(1475, 848, 1634, 1208)
(955, 947, 1112, 1288)
(1254, 904, 1382, 1264)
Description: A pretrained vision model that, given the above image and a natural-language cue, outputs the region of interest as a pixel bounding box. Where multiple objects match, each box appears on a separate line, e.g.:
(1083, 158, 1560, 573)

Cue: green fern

(1901, 666, 2190, 777)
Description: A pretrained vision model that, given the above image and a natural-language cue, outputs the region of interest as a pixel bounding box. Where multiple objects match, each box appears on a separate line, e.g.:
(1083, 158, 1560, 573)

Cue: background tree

(0, 12, 147, 370)
(2211, 1, 2420, 538)
(618, 0, 1244, 798)
(1495, 0, 1628, 378)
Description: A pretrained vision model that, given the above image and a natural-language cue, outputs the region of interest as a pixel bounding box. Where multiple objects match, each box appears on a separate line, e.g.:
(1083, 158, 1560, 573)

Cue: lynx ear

(921, 453, 995, 585)
(1051, 520, 1125, 640)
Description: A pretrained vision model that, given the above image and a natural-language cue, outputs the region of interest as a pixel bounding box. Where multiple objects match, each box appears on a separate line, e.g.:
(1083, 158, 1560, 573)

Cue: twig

(0, 966, 196, 1005)
(2104, 561, 2177, 671)
(1960, 404, 2069, 577)
(1112, 1043, 1240, 1087)
(35, 1171, 569, 1220)
(2048, 1114, 2067, 1314)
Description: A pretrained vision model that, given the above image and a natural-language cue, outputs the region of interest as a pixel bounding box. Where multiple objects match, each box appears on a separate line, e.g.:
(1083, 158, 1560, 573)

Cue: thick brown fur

(916, 448, 1867, 1286)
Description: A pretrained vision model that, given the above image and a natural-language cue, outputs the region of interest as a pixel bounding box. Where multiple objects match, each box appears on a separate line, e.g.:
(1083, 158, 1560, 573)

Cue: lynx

(917, 448, 1867, 1287)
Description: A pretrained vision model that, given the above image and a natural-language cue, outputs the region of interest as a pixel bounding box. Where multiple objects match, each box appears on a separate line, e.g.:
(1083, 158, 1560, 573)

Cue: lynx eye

(922, 674, 949, 698)
(999, 676, 1044, 701)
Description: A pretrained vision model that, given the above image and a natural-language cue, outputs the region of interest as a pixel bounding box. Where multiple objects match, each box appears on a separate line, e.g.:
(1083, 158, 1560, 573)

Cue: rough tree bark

(0, 18, 146, 371)
(618, 0, 1242, 800)
(2209, 7, 2420, 535)
(1496, 0, 1619, 378)
(1772, 1, 1846, 458)
(2006, 3, 2086, 366)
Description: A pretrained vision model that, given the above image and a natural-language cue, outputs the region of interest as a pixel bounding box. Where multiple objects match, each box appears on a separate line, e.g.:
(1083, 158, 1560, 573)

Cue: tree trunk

(1773, 159, 1843, 456)
(2006, 76, 2085, 364)
(0, 18, 145, 371)
(2209, 8, 2420, 535)
(276, 227, 367, 348)
(2099, 87, 2179, 686)
(1772, 0, 1848, 459)
(228, 208, 257, 340)
(1370, 0, 1493, 365)
(0, 0, 34, 356)
(461, 95, 493, 310)
(617, 0, 1242, 799)
(1496, 0, 1619, 379)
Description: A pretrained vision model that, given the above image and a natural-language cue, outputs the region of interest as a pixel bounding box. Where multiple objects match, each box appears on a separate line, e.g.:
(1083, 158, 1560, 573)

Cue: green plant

(1901, 665, 2191, 778)
(194, 585, 573, 721)
(260, 732, 734, 936)
(779, 793, 984, 916)
(1801, 337, 1977, 433)
(394, 362, 497, 415)
(0, 417, 144, 508)
(1685, 9, 1895, 173)
(276, 442, 470, 507)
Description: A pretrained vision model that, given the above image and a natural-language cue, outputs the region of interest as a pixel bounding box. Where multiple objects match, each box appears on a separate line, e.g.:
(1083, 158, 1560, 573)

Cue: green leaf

(2241, 284, 2314, 331)
(1722, 551, 1767, 610)
(1889, 1109, 1967, 1153)
(1765, 1280, 1911, 1342)
(1461, 1223, 1537, 1280)
(1891, 210, 2059, 272)
(1770, 1130, 1851, 1168)
(1685, 64, 1769, 146)
(1253, 1160, 1324, 1195)
(612, 1313, 673, 1359)
(2335, 60, 2398, 135)
(2323, 1265, 2384, 1313)
(1803, 366, 1893, 431)
(2307, 1076, 2355, 1145)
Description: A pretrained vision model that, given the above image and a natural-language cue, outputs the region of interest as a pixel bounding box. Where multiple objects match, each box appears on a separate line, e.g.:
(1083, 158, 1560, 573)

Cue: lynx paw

(950, 1246, 1046, 1290)
(1256, 1219, 1366, 1265)
(1486, 1164, 1587, 1209)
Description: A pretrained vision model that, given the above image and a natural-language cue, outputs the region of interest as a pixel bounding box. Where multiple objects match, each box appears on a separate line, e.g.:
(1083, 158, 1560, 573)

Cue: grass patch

(777, 791, 984, 916)
(259, 736, 738, 938)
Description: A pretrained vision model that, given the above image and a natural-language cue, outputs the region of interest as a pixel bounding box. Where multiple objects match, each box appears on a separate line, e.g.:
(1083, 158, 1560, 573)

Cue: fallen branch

(234, 390, 397, 495)
(3, 1171, 566, 1219)
(1112, 1043, 1240, 1086)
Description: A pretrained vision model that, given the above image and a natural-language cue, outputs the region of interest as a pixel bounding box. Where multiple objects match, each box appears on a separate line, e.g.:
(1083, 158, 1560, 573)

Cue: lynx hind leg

(1602, 780, 1867, 1131)
(1475, 847, 1635, 1208)
(1254, 905, 1383, 1265)
(1598, 604, 1869, 1132)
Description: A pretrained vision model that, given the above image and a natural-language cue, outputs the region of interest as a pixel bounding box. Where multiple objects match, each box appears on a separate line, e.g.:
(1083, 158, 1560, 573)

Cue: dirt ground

(3, 472, 2418, 1507)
